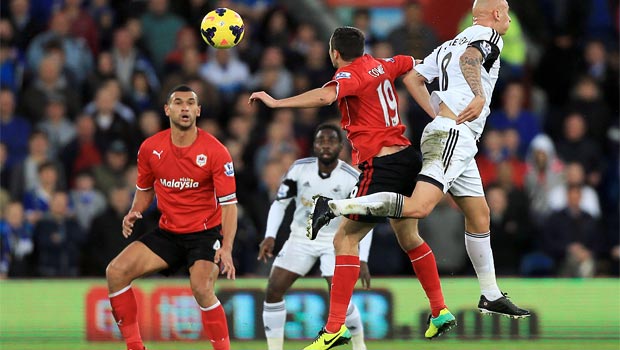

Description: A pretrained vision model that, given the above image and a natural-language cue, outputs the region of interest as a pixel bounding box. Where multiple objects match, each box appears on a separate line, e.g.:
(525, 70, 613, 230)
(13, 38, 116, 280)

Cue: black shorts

(139, 226, 223, 276)
(347, 146, 422, 223)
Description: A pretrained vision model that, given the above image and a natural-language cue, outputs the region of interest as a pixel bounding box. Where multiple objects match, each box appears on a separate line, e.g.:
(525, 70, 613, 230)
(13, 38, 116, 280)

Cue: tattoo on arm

(460, 49, 485, 98)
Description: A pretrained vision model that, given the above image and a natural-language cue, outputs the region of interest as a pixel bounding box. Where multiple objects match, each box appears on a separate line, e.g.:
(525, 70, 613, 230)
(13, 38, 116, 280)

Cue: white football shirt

(415, 25, 503, 136)
(265, 157, 372, 261)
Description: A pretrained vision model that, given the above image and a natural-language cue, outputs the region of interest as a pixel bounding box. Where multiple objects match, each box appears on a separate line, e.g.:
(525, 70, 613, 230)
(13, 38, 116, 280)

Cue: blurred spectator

(85, 50, 115, 100)
(22, 161, 62, 224)
(248, 46, 293, 99)
(486, 183, 532, 275)
(351, 8, 376, 54)
(290, 22, 318, 61)
(128, 70, 157, 114)
(0, 87, 31, 169)
(64, 0, 100, 55)
(257, 7, 292, 49)
(135, 109, 164, 146)
(83, 185, 152, 276)
(548, 162, 601, 219)
(555, 112, 602, 187)
(34, 191, 85, 276)
(0, 143, 8, 191)
(36, 95, 77, 158)
(87, 83, 135, 151)
(542, 184, 602, 277)
(93, 140, 130, 195)
(301, 40, 333, 90)
(9, 131, 65, 201)
(0, 201, 34, 277)
(419, 196, 467, 275)
(387, 1, 439, 59)
(524, 134, 564, 227)
(89, 0, 116, 52)
(59, 114, 104, 184)
(231, 205, 260, 275)
(140, 0, 185, 73)
(19, 54, 81, 123)
(111, 26, 159, 98)
(565, 76, 612, 146)
(7, 0, 44, 53)
(163, 26, 202, 73)
(84, 79, 136, 123)
(199, 48, 250, 104)
(26, 10, 94, 84)
(477, 129, 526, 189)
(0, 25, 24, 93)
(254, 118, 299, 177)
(488, 81, 541, 157)
(69, 170, 107, 232)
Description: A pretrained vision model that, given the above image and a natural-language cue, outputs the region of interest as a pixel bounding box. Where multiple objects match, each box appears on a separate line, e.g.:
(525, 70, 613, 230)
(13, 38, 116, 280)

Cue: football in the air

(200, 8, 245, 49)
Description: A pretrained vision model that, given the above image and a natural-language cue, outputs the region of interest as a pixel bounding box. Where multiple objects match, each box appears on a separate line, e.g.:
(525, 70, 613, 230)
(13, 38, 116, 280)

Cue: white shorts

(272, 239, 335, 277)
(418, 117, 485, 197)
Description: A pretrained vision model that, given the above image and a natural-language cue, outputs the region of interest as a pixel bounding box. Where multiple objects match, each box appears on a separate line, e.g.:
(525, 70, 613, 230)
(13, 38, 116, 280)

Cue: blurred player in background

(258, 124, 372, 350)
(311, 0, 531, 321)
(106, 85, 237, 350)
(250, 26, 455, 350)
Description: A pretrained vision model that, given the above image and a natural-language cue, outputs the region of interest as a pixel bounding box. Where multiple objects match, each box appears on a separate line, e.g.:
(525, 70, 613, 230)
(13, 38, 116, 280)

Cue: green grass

(2, 339, 619, 350)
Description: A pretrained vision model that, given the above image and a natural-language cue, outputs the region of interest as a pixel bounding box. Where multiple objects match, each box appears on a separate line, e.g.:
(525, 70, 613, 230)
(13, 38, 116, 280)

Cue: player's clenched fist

(122, 211, 143, 238)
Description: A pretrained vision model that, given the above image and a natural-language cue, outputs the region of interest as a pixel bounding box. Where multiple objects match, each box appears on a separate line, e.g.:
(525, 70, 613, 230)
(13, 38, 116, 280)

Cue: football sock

(200, 301, 230, 350)
(329, 192, 403, 217)
(465, 232, 503, 300)
(326, 255, 360, 333)
(345, 302, 366, 350)
(408, 243, 446, 317)
(263, 300, 286, 350)
(109, 286, 143, 349)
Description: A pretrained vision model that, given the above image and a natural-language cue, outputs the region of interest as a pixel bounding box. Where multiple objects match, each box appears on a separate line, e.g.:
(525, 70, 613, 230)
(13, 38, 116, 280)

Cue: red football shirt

(136, 128, 237, 234)
(324, 54, 414, 164)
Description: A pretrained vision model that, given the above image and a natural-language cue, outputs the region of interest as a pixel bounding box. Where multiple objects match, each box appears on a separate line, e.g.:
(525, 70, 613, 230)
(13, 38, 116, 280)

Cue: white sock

(465, 232, 502, 300)
(263, 301, 286, 350)
(330, 192, 403, 217)
(345, 302, 366, 350)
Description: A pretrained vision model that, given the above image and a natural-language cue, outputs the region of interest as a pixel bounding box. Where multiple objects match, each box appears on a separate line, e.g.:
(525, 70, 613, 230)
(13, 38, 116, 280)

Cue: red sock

(109, 286, 143, 350)
(326, 255, 360, 333)
(408, 243, 446, 317)
(201, 302, 230, 350)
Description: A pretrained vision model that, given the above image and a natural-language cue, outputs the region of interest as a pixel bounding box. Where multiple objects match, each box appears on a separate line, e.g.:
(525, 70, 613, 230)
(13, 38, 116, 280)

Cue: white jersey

(265, 157, 372, 260)
(415, 25, 503, 136)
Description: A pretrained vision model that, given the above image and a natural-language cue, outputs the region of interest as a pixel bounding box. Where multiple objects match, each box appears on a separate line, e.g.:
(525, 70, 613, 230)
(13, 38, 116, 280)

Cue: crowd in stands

(0, 0, 618, 279)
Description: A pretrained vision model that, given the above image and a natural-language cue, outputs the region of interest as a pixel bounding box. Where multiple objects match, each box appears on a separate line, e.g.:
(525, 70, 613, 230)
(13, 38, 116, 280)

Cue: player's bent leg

(326, 181, 443, 219)
(390, 218, 456, 338)
(106, 242, 168, 350)
(264, 267, 301, 350)
(190, 260, 231, 350)
(453, 196, 531, 319)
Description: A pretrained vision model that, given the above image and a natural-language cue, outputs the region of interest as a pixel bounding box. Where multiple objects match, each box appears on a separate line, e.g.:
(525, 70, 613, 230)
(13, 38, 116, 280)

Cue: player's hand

(215, 246, 236, 280)
(257, 237, 275, 263)
(456, 95, 485, 124)
(248, 91, 278, 108)
(122, 211, 143, 238)
(359, 261, 371, 289)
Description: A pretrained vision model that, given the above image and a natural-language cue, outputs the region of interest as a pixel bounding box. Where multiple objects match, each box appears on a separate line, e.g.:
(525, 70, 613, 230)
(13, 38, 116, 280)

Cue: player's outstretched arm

(122, 187, 155, 238)
(457, 47, 486, 124)
(249, 85, 337, 109)
(216, 203, 237, 280)
(403, 70, 435, 119)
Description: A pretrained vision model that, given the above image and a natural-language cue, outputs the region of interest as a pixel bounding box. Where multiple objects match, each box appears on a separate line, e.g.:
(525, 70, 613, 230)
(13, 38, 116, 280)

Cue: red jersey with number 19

(324, 54, 414, 165)
(136, 128, 237, 234)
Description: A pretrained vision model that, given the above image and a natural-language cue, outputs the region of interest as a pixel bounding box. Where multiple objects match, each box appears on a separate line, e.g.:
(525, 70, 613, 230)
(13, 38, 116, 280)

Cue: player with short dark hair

(250, 26, 455, 350)
(312, 0, 531, 322)
(258, 124, 372, 350)
(106, 85, 237, 350)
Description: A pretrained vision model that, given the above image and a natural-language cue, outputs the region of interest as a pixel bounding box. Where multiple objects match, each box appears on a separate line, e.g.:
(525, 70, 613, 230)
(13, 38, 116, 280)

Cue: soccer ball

(200, 8, 245, 49)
